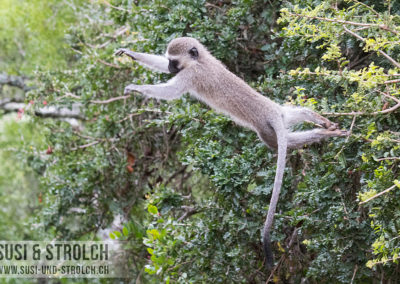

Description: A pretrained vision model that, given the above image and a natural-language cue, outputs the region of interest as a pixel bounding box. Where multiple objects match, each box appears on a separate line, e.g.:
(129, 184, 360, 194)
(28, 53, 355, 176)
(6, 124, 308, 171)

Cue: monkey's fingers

(115, 48, 137, 60)
(327, 122, 339, 131)
(124, 86, 142, 95)
(341, 130, 351, 136)
(328, 129, 350, 137)
(114, 48, 127, 56)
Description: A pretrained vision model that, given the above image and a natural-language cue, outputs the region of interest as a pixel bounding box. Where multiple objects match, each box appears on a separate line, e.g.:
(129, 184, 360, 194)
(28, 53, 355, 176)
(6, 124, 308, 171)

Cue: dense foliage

(1, 0, 400, 283)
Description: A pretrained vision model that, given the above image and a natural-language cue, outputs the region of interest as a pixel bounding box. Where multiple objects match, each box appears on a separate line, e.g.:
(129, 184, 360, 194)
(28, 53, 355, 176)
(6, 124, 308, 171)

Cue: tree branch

(375, 157, 400, 162)
(178, 206, 199, 221)
(359, 184, 398, 204)
(101, 0, 129, 12)
(90, 95, 131, 104)
(385, 79, 400, 84)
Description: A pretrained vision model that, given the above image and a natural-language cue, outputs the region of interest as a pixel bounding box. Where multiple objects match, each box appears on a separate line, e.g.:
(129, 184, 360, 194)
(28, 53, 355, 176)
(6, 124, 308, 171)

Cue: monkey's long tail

(263, 233, 274, 268)
(263, 130, 287, 268)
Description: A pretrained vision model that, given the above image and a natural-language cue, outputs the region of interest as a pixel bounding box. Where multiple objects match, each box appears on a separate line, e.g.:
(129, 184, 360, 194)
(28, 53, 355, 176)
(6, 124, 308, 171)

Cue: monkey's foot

(322, 121, 339, 130)
(324, 129, 350, 137)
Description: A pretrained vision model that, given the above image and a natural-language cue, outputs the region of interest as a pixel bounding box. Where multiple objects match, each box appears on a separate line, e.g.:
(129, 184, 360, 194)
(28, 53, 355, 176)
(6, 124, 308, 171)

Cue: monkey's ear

(189, 47, 199, 59)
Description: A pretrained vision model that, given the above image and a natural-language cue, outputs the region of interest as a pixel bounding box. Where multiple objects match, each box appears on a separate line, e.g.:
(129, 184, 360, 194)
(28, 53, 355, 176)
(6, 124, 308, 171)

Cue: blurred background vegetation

(1, 0, 400, 283)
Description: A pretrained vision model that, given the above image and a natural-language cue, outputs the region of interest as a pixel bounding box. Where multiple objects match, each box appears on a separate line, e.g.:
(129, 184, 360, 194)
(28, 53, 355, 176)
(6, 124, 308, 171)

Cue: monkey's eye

(189, 47, 198, 59)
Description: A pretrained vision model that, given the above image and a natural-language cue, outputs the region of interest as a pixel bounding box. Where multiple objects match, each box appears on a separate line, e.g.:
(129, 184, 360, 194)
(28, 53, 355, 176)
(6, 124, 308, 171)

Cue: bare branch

(323, 111, 365, 116)
(74, 132, 118, 143)
(71, 140, 101, 151)
(350, 264, 358, 284)
(359, 184, 398, 204)
(85, 26, 129, 49)
(96, 59, 122, 69)
(90, 95, 130, 104)
(385, 79, 400, 84)
(375, 157, 400, 162)
(117, 108, 173, 123)
(178, 206, 199, 221)
(101, 0, 129, 12)
(350, 0, 379, 17)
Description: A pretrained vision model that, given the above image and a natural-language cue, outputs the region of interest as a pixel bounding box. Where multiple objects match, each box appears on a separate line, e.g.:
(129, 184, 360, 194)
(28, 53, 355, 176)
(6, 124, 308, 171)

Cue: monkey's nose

(168, 60, 181, 74)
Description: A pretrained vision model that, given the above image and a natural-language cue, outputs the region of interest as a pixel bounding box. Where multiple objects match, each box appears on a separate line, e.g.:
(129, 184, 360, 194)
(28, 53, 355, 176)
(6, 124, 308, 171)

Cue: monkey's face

(168, 59, 182, 74)
(166, 37, 201, 74)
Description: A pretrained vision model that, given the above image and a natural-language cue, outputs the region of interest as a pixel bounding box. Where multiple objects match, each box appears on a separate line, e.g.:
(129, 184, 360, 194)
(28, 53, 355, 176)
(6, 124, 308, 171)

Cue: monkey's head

(166, 37, 204, 74)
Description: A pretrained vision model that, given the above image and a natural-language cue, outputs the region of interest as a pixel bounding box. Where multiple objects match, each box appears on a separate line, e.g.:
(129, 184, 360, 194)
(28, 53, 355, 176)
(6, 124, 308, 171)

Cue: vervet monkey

(115, 37, 348, 267)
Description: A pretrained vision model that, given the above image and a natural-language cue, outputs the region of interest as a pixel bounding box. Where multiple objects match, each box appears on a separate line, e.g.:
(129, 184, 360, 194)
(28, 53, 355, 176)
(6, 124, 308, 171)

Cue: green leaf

(148, 204, 159, 215)
(114, 230, 122, 238)
(122, 226, 129, 236)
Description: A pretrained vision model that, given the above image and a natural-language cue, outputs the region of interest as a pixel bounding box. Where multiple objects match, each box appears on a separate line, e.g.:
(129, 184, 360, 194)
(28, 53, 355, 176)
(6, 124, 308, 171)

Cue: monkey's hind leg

(287, 128, 349, 149)
(283, 106, 337, 130)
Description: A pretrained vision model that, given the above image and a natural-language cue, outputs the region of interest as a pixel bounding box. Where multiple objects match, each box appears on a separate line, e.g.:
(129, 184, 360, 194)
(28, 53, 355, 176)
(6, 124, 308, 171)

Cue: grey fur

(115, 37, 348, 268)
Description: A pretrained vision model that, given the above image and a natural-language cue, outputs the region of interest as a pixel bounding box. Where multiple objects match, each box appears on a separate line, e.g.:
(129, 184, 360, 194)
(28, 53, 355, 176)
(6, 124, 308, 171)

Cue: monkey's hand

(320, 119, 339, 131)
(124, 84, 143, 95)
(115, 48, 136, 60)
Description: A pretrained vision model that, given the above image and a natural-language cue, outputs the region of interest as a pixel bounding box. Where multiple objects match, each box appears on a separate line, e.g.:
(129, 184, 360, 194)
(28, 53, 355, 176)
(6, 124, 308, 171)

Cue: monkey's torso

(181, 59, 281, 146)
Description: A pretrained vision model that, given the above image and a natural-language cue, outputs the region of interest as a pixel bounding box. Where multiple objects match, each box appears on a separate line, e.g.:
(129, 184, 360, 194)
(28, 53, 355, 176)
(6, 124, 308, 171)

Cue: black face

(168, 59, 181, 74)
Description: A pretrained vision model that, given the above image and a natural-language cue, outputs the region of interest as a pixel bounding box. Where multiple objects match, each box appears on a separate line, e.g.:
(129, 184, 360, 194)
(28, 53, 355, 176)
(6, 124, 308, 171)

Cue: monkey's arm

(124, 77, 186, 100)
(115, 48, 170, 73)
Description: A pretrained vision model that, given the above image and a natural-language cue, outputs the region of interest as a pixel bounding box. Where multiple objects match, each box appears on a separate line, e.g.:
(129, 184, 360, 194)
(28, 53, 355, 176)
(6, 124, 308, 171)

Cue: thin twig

(74, 132, 118, 142)
(347, 115, 357, 140)
(90, 95, 130, 104)
(178, 206, 198, 221)
(72, 140, 101, 151)
(323, 111, 363, 116)
(117, 108, 173, 122)
(96, 59, 121, 69)
(385, 79, 400, 84)
(101, 0, 129, 12)
(375, 157, 400, 162)
(351, 0, 379, 17)
(359, 184, 398, 204)
(351, 264, 358, 284)
(95, 26, 129, 41)
(205, 2, 224, 11)
(266, 255, 285, 284)
(334, 115, 356, 159)
(71, 47, 83, 55)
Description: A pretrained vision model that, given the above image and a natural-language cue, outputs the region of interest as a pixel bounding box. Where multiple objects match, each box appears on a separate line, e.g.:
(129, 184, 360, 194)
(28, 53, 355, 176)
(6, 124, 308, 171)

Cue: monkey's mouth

(168, 60, 181, 74)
